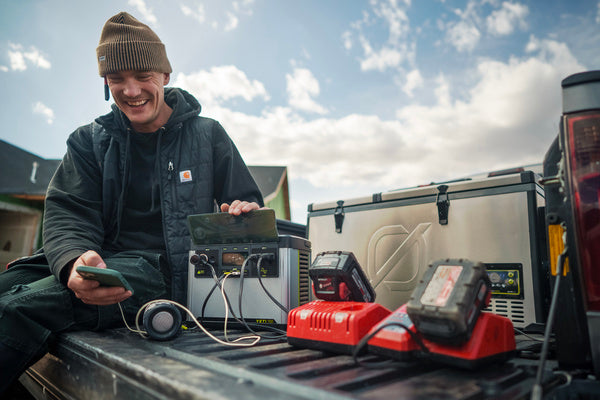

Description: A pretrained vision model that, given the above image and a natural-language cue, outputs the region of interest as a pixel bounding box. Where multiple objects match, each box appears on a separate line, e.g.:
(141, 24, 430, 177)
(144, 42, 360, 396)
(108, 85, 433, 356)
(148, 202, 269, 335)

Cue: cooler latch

(334, 200, 345, 233)
(436, 185, 450, 225)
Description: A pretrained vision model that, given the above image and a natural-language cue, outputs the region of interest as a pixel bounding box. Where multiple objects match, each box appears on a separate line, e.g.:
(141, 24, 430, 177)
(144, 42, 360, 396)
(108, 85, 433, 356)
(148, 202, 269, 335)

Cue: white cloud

(232, 0, 255, 14)
(224, 11, 239, 31)
(446, 20, 481, 52)
(182, 0, 253, 31)
(443, 0, 484, 52)
(525, 35, 581, 67)
(7, 43, 50, 71)
(487, 2, 529, 36)
(372, 0, 411, 46)
(33, 102, 54, 124)
(180, 4, 205, 24)
(350, 1, 415, 73)
(342, 31, 353, 50)
(402, 69, 424, 97)
(359, 42, 405, 72)
(434, 74, 451, 106)
(209, 106, 405, 187)
(597, 1, 600, 24)
(189, 38, 584, 196)
(286, 68, 328, 115)
(392, 37, 584, 181)
(24, 50, 51, 69)
(128, 0, 158, 26)
(0, 65, 8, 72)
(444, 1, 528, 51)
(173, 65, 269, 108)
(8, 49, 26, 71)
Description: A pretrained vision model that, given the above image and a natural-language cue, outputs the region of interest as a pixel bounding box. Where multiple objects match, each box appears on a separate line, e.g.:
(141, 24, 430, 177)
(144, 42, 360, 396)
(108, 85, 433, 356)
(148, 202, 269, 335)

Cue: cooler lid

(308, 171, 540, 212)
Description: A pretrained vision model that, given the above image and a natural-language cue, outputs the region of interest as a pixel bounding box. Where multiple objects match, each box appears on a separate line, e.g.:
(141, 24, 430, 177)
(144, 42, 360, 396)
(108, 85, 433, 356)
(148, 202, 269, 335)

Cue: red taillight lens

(567, 112, 600, 310)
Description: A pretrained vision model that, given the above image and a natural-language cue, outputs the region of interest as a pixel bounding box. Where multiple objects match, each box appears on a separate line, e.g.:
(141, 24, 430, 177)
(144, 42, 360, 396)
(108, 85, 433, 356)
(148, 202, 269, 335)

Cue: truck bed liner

(21, 328, 559, 400)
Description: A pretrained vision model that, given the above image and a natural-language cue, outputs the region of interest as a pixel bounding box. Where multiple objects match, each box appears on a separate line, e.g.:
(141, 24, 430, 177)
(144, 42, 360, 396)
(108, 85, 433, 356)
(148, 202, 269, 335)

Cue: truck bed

(20, 328, 564, 400)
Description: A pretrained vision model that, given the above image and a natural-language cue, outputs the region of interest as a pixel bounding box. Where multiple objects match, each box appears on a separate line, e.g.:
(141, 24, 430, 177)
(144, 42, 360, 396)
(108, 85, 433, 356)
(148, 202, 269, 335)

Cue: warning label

(420, 265, 463, 307)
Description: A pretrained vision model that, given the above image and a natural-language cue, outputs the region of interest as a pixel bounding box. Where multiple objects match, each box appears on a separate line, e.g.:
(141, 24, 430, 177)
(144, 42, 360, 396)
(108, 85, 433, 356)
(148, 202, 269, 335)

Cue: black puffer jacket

(43, 87, 263, 303)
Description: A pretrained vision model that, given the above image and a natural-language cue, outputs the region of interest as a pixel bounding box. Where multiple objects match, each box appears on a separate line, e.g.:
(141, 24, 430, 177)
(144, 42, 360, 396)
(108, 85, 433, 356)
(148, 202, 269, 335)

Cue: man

(0, 11, 263, 394)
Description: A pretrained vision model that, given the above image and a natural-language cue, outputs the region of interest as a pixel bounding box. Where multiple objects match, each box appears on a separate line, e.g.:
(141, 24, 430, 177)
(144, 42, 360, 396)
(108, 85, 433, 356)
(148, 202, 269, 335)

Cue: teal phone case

(76, 266, 134, 294)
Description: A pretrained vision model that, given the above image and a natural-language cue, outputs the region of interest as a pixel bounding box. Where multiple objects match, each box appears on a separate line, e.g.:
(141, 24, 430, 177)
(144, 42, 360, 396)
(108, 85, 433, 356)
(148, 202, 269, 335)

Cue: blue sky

(1, 0, 599, 223)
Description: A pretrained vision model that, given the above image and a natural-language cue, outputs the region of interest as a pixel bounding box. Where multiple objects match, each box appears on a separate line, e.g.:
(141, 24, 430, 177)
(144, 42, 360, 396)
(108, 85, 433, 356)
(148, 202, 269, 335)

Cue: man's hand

(67, 250, 132, 305)
(220, 200, 263, 215)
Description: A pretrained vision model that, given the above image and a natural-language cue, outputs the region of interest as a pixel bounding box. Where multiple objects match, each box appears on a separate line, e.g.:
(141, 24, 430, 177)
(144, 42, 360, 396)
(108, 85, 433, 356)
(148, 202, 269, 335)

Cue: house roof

(0, 139, 288, 202)
(247, 166, 287, 201)
(0, 139, 60, 198)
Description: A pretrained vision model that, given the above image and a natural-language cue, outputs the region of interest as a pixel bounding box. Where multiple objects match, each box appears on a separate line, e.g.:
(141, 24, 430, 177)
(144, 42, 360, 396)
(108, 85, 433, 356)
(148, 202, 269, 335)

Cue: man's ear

(163, 73, 170, 86)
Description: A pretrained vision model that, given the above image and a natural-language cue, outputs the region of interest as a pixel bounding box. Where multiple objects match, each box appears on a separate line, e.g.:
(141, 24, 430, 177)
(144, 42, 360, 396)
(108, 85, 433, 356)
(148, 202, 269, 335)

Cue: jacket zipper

(160, 159, 176, 270)
(168, 161, 174, 180)
(168, 160, 177, 210)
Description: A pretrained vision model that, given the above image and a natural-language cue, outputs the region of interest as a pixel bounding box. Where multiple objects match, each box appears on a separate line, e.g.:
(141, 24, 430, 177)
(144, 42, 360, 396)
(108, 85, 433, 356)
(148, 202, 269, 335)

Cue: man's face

(106, 70, 172, 133)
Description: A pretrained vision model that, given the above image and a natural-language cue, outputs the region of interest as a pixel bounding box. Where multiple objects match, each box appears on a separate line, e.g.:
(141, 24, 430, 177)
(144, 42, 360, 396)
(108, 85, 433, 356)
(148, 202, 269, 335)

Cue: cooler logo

(179, 170, 192, 183)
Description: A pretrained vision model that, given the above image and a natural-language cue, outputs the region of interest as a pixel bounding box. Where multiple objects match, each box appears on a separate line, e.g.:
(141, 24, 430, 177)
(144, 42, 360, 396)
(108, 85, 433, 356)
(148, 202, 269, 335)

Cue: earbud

(104, 76, 110, 101)
(142, 302, 182, 341)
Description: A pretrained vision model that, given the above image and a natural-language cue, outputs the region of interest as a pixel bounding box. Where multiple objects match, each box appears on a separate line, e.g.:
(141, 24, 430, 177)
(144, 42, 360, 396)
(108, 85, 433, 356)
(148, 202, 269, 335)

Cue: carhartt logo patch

(179, 170, 192, 183)
(99, 55, 106, 62)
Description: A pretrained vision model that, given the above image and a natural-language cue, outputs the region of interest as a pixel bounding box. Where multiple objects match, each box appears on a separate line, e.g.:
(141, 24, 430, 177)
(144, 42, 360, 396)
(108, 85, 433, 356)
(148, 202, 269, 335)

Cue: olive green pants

(0, 250, 169, 394)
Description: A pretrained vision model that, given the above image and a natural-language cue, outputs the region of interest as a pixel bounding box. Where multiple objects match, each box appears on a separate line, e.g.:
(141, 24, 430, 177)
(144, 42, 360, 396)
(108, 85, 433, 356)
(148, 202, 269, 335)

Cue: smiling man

(0, 12, 264, 395)
(106, 70, 173, 133)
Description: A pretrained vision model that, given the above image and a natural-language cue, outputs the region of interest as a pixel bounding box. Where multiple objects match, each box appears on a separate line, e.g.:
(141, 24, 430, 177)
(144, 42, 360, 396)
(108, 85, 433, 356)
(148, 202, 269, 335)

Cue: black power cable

(238, 254, 287, 338)
(530, 242, 568, 400)
(351, 321, 430, 368)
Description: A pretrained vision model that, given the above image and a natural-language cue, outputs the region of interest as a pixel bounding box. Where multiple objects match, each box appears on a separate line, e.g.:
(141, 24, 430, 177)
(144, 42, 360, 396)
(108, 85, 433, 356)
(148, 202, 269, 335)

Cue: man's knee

(0, 276, 75, 346)
(0, 263, 53, 294)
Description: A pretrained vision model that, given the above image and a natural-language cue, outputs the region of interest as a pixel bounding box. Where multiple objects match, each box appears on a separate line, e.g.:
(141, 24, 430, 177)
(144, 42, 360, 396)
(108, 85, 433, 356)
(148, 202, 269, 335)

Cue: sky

(1, 0, 599, 224)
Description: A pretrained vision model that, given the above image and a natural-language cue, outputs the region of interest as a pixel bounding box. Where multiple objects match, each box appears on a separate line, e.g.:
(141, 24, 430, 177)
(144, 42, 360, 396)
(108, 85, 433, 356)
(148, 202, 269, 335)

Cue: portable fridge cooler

(307, 171, 548, 330)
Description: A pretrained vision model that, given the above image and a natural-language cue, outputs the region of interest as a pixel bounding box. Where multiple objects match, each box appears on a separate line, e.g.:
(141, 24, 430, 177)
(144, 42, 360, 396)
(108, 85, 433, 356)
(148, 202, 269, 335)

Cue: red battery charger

(366, 304, 421, 360)
(365, 259, 516, 368)
(422, 311, 516, 369)
(287, 251, 390, 354)
(365, 307, 516, 368)
(287, 300, 391, 354)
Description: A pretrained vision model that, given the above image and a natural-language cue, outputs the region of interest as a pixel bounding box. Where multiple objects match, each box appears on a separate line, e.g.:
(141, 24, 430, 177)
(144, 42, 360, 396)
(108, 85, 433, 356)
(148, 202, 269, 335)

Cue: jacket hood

(95, 87, 202, 134)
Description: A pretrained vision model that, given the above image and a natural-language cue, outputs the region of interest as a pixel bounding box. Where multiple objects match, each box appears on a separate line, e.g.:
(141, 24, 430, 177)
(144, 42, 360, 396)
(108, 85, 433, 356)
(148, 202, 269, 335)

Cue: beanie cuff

(97, 41, 172, 76)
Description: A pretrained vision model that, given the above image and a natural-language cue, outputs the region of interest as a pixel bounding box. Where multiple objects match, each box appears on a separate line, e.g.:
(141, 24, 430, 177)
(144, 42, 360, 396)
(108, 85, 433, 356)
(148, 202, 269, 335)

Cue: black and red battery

(309, 251, 376, 302)
(286, 251, 391, 354)
(362, 259, 517, 368)
(406, 259, 493, 345)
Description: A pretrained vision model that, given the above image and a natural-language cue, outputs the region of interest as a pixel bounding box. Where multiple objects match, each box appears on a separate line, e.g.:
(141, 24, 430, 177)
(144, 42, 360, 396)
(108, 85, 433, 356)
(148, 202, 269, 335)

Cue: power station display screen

(190, 245, 279, 278)
(222, 252, 248, 267)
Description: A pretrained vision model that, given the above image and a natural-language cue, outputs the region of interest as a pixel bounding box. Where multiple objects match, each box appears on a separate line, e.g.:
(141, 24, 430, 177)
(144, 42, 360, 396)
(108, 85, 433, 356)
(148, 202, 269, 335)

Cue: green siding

(265, 189, 288, 221)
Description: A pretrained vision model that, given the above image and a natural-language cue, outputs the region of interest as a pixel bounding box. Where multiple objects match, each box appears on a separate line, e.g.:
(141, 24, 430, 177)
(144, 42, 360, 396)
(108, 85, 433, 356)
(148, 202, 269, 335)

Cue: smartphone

(76, 266, 134, 294)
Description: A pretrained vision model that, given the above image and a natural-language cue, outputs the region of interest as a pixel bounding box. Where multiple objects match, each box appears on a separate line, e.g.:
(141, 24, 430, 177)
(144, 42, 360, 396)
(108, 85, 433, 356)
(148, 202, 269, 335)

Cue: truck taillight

(565, 112, 600, 311)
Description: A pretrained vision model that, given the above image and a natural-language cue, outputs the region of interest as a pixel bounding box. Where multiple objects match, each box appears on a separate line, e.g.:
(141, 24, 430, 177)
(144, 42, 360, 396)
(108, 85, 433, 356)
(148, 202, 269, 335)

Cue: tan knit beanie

(96, 12, 172, 76)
